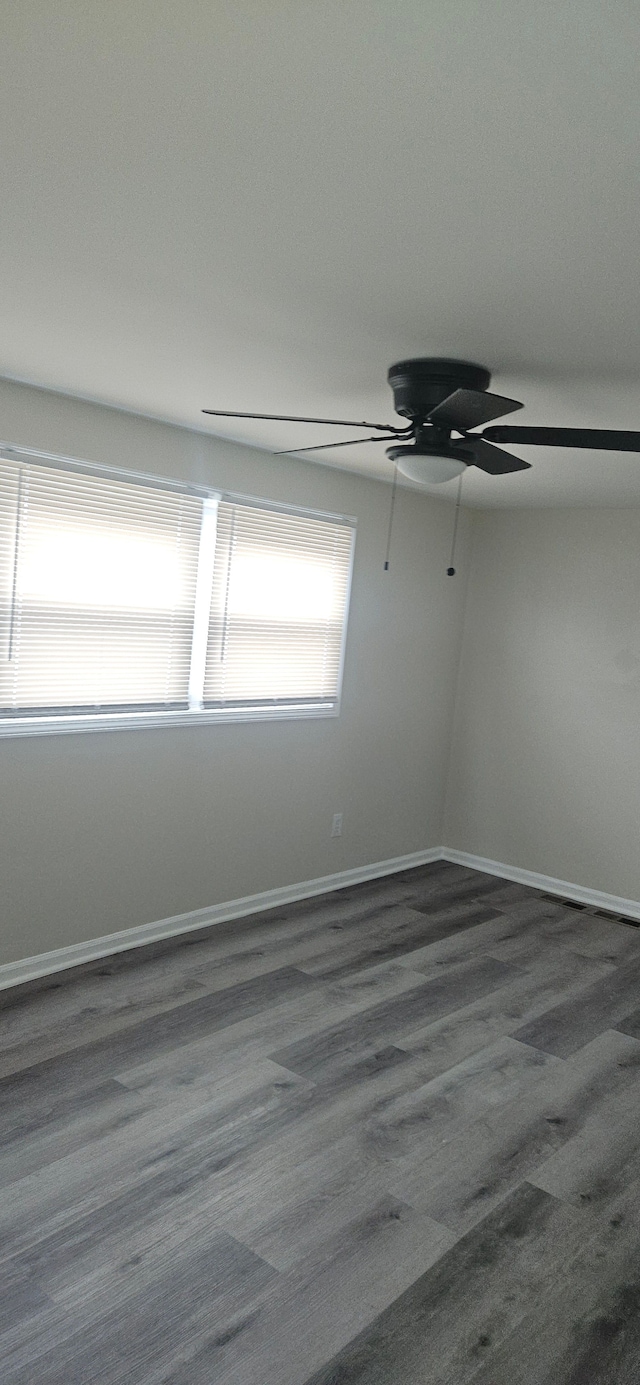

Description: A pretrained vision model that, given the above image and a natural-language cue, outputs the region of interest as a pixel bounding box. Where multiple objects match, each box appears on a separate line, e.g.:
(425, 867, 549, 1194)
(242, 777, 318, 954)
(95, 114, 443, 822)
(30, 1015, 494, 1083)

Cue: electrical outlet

(331, 812, 343, 837)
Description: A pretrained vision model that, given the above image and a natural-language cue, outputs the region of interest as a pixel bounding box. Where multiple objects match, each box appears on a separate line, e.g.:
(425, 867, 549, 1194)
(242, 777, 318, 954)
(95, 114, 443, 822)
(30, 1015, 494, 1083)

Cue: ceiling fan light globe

(395, 453, 467, 485)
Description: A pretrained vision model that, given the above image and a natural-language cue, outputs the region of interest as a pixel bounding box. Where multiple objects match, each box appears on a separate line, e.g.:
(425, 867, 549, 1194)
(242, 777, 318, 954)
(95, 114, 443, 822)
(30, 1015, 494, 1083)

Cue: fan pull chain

(383, 463, 399, 571)
(447, 472, 464, 576)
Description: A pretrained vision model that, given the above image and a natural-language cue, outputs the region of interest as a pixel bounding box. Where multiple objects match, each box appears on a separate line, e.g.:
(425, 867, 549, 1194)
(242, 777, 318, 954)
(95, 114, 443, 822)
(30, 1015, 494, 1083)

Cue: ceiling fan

(203, 356, 640, 486)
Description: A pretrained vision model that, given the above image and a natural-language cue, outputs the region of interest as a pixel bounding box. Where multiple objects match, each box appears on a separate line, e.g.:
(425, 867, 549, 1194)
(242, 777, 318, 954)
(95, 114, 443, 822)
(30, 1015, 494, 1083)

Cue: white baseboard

(0, 847, 442, 992)
(441, 848, 640, 922)
(3, 844, 639, 995)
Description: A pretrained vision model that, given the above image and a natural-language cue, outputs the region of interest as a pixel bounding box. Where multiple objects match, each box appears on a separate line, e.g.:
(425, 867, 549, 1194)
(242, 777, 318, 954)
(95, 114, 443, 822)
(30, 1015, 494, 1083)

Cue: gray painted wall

(445, 507, 640, 900)
(0, 378, 470, 966)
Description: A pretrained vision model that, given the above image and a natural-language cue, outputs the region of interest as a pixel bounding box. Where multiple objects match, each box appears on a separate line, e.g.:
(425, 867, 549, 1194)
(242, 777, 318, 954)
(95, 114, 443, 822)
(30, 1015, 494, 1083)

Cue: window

(0, 449, 355, 735)
(204, 502, 353, 707)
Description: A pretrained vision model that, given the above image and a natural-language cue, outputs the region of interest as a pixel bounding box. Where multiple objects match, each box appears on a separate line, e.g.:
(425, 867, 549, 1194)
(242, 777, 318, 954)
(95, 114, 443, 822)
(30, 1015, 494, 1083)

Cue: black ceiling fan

(203, 357, 640, 484)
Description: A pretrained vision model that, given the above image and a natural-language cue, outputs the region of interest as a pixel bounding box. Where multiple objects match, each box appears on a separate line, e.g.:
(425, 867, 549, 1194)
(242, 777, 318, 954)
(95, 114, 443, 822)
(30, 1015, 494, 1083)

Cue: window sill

(0, 702, 340, 738)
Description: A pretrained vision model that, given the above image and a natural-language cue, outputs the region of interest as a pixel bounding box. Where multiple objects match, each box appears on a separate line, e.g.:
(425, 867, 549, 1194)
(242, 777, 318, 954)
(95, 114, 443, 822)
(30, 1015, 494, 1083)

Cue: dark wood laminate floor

(1, 860, 640, 1383)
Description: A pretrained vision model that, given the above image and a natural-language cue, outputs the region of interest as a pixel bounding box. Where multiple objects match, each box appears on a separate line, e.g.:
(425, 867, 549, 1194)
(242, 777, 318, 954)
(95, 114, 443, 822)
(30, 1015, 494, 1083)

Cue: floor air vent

(540, 895, 639, 928)
(540, 894, 586, 911)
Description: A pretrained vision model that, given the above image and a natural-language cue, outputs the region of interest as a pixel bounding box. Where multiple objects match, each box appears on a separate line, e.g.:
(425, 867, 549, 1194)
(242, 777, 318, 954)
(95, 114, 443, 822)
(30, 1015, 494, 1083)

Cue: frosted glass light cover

(396, 453, 467, 485)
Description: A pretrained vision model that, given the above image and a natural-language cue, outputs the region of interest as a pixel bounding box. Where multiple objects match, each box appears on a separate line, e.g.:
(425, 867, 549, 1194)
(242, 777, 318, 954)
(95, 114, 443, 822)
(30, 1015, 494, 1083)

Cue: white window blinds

(0, 459, 202, 712)
(0, 454, 355, 728)
(204, 501, 354, 705)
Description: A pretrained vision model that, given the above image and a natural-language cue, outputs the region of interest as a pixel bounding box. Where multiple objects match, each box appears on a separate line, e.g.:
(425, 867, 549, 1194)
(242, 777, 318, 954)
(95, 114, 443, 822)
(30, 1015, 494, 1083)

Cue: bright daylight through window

(0, 453, 355, 733)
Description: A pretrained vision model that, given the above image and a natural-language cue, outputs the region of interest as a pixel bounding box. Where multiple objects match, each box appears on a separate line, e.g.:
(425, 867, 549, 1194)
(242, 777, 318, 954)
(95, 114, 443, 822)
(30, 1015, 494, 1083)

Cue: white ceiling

(2, 0, 640, 506)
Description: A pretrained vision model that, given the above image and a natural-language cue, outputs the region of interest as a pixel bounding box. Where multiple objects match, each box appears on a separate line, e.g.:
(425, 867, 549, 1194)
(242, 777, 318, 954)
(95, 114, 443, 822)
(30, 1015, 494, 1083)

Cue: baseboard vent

(441, 849, 640, 926)
(540, 894, 639, 928)
(540, 894, 587, 912)
(592, 907, 640, 928)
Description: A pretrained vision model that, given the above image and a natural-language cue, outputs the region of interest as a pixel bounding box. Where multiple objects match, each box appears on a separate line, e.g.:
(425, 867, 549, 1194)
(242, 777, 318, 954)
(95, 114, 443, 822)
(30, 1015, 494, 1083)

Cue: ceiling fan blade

(277, 434, 400, 454)
(467, 438, 531, 475)
(427, 388, 524, 431)
(483, 426, 640, 452)
(202, 409, 406, 433)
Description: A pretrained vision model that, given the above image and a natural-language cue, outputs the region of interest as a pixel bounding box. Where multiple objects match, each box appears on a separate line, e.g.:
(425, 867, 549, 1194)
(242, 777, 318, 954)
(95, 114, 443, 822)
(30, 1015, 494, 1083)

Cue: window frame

(0, 443, 356, 738)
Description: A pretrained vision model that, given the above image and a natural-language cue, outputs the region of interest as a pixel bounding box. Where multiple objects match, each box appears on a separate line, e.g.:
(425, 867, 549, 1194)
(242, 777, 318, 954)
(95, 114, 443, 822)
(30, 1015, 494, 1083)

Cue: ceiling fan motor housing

(387, 358, 491, 422)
